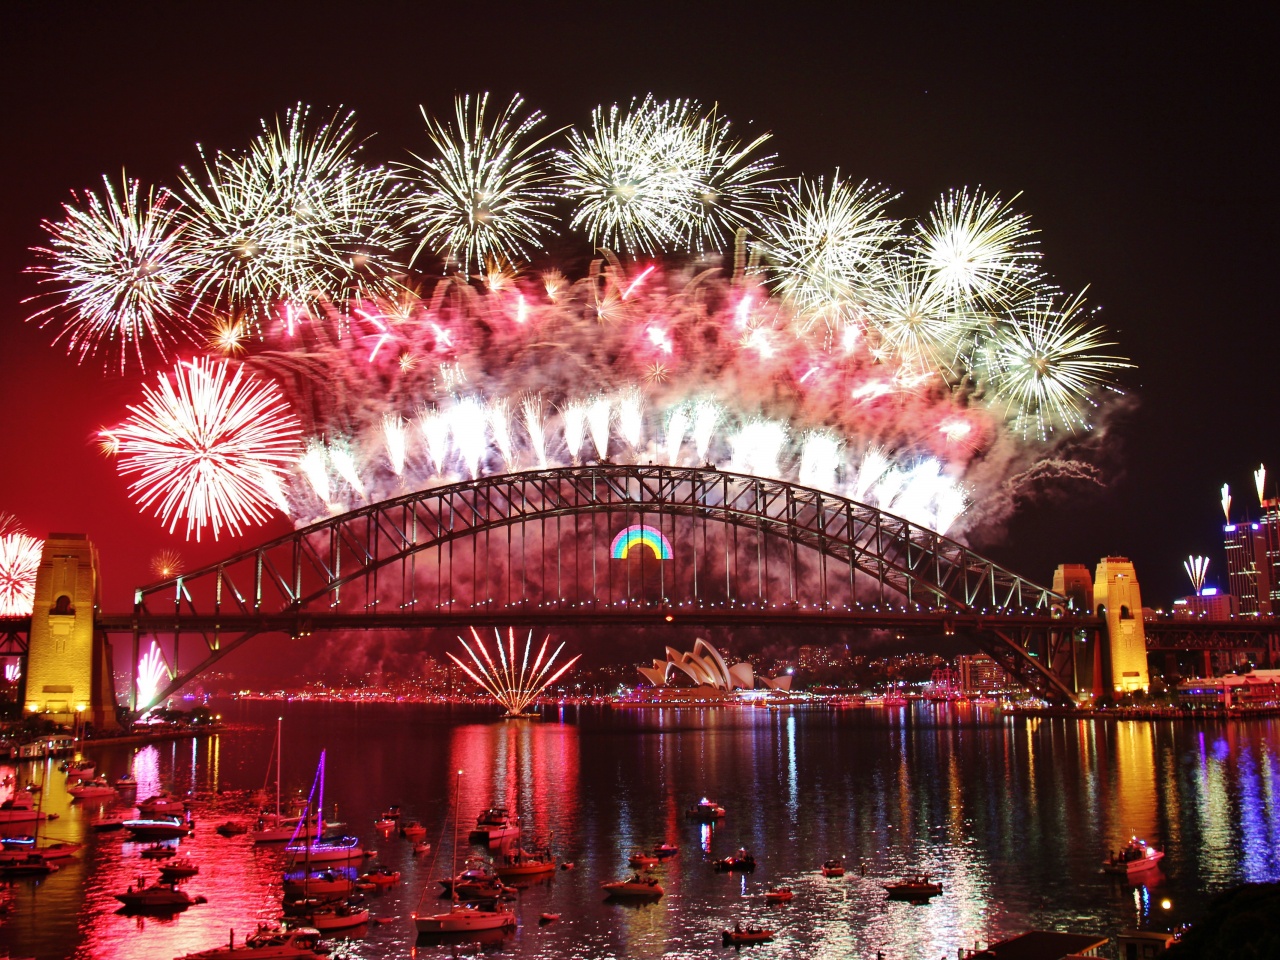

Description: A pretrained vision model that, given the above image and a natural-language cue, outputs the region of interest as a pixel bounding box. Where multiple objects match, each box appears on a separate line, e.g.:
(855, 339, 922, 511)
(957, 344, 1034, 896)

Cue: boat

(137, 792, 188, 817)
(116, 773, 138, 791)
(1, 837, 81, 861)
(494, 846, 557, 879)
(64, 760, 96, 781)
(216, 821, 249, 837)
(114, 880, 207, 911)
(68, 777, 117, 799)
(629, 850, 660, 868)
(603, 873, 664, 898)
(723, 924, 775, 945)
(687, 797, 726, 820)
(1104, 837, 1165, 875)
(374, 816, 398, 831)
(400, 820, 427, 840)
(413, 841, 432, 855)
(285, 834, 363, 864)
(123, 815, 193, 841)
(539, 912, 560, 924)
(714, 848, 756, 872)
(141, 843, 178, 859)
(654, 843, 679, 858)
(282, 868, 353, 898)
(883, 873, 944, 900)
(174, 923, 326, 958)
(291, 902, 369, 931)
(252, 721, 323, 844)
(764, 887, 794, 903)
(159, 858, 200, 880)
(358, 866, 400, 887)
(0, 793, 55, 824)
(471, 806, 521, 844)
(821, 858, 846, 877)
(0, 852, 58, 876)
(412, 770, 518, 934)
(439, 858, 511, 900)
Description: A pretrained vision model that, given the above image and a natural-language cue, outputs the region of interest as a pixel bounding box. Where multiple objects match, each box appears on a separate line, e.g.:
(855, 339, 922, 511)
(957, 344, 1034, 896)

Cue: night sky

(1, 3, 1276, 619)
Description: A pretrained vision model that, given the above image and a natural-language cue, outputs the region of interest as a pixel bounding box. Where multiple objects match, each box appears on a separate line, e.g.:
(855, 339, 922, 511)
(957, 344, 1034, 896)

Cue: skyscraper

(1223, 520, 1273, 615)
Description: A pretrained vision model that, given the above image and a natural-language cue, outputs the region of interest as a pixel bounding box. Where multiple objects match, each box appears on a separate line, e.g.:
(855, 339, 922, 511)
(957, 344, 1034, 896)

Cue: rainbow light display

(610, 524, 673, 560)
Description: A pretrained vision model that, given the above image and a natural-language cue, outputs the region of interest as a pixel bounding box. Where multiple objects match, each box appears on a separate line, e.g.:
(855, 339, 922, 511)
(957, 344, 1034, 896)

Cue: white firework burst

(403, 93, 561, 272)
(28, 175, 201, 372)
(757, 174, 900, 326)
(449, 627, 580, 716)
(0, 534, 43, 617)
(986, 292, 1132, 437)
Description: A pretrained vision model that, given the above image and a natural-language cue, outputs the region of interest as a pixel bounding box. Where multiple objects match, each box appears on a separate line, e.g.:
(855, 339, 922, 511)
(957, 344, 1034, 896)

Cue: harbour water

(2, 701, 1279, 959)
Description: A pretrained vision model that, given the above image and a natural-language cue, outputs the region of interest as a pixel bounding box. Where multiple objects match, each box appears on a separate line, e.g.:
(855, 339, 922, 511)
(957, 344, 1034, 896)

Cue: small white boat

(883, 873, 943, 900)
(821, 858, 845, 877)
(296, 903, 369, 931)
(1104, 837, 1165, 875)
(137, 793, 187, 817)
(471, 807, 520, 843)
(114, 880, 206, 911)
(687, 798, 726, 821)
(116, 774, 138, 791)
(175, 924, 324, 958)
(723, 924, 775, 945)
(141, 843, 178, 860)
(124, 816, 192, 841)
(68, 777, 117, 799)
(159, 858, 200, 880)
(603, 874, 664, 898)
(413, 841, 432, 855)
(629, 850, 660, 868)
(0, 794, 53, 824)
(285, 835, 363, 864)
(252, 813, 322, 844)
(400, 820, 427, 840)
(282, 869, 353, 897)
(64, 760, 96, 781)
(764, 887, 795, 903)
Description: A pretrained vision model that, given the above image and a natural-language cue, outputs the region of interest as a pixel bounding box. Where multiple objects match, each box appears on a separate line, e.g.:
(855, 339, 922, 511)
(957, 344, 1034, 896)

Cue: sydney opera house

(636, 639, 793, 696)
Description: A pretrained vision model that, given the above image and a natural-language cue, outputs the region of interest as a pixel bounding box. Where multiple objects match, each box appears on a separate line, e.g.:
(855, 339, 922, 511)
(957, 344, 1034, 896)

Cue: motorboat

(159, 858, 200, 880)
(629, 850, 660, 868)
(687, 798, 726, 821)
(358, 866, 400, 887)
(723, 924, 775, 945)
(137, 792, 187, 817)
(714, 849, 756, 872)
(114, 880, 206, 912)
(654, 842, 679, 858)
(0, 851, 58, 876)
(285, 835, 363, 864)
(400, 820, 427, 840)
(412, 771, 517, 934)
(282, 868, 353, 898)
(64, 760, 96, 781)
(603, 874, 664, 898)
(883, 874, 944, 900)
(1, 837, 80, 862)
(253, 812, 321, 844)
(174, 924, 325, 958)
(821, 858, 846, 877)
(471, 806, 520, 843)
(439, 859, 511, 900)
(124, 815, 192, 841)
(1104, 837, 1165, 875)
(115, 773, 138, 791)
(141, 843, 178, 860)
(292, 902, 369, 931)
(764, 887, 794, 903)
(494, 846, 557, 879)
(216, 821, 249, 837)
(539, 912, 560, 924)
(0, 794, 54, 824)
(375, 816, 398, 832)
(413, 841, 432, 855)
(68, 777, 117, 799)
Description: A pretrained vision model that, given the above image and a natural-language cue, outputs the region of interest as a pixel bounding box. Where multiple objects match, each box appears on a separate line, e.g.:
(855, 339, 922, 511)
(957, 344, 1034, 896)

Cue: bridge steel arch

(119, 465, 1081, 708)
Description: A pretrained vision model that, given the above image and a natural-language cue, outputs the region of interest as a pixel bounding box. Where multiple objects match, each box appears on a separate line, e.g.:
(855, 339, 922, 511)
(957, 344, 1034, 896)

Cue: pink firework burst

(111, 357, 302, 540)
(0, 534, 43, 616)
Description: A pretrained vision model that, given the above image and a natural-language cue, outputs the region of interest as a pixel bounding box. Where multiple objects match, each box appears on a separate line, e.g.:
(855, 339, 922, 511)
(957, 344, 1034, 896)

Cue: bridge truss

(106, 465, 1086, 707)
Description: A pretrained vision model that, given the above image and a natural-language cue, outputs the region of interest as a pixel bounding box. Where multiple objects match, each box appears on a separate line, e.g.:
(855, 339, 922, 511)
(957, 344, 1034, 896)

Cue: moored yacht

(470, 806, 520, 843)
(114, 879, 206, 911)
(285, 834, 363, 864)
(174, 924, 325, 959)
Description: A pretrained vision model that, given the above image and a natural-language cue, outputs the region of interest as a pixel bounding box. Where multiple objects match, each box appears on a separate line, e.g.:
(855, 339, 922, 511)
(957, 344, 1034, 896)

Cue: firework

(110, 357, 302, 540)
(450, 397, 488, 479)
(179, 104, 403, 317)
(449, 627, 580, 716)
(868, 255, 968, 377)
(985, 292, 1132, 438)
(136, 640, 170, 711)
(561, 401, 588, 463)
(1184, 555, 1210, 596)
(1221, 484, 1232, 522)
(3, 662, 19, 683)
(691, 399, 722, 463)
(300, 441, 332, 504)
(0, 534, 43, 617)
(28, 175, 201, 372)
(618, 389, 644, 451)
(798, 432, 841, 491)
(664, 406, 690, 466)
(416, 407, 452, 475)
(756, 174, 899, 326)
(0, 513, 24, 538)
(586, 396, 612, 461)
(382, 415, 408, 476)
(729, 419, 787, 478)
(150, 550, 184, 579)
(403, 94, 561, 272)
(520, 395, 549, 469)
(913, 189, 1042, 309)
(488, 398, 518, 471)
(1255, 464, 1267, 504)
(328, 440, 366, 502)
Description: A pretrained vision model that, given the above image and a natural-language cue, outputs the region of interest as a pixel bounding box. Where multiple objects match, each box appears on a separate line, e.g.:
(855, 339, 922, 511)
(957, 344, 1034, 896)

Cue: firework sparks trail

(35, 95, 1133, 543)
(1255, 464, 1267, 504)
(0, 513, 25, 538)
(1184, 555, 1210, 596)
(0, 534, 43, 616)
(136, 641, 171, 711)
(1221, 484, 1232, 522)
(150, 549, 184, 579)
(109, 357, 302, 540)
(3, 662, 19, 683)
(449, 627, 581, 716)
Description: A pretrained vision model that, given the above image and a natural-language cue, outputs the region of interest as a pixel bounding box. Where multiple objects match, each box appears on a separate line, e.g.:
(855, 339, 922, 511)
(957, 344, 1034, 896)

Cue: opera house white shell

(637, 638, 793, 692)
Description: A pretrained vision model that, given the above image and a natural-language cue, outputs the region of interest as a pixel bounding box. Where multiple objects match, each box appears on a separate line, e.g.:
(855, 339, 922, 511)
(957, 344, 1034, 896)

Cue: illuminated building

(954, 653, 1006, 694)
(1093, 557, 1150, 694)
(1052, 563, 1094, 613)
(1177, 669, 1280, 710)
(637, 638, 792, 691)
(1223, 519, 1272, 615)
(1171, 588, 1238, 619)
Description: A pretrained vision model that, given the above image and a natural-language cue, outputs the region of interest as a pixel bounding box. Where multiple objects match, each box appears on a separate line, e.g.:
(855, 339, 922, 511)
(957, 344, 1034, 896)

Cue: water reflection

(2, 705, 1280, 959)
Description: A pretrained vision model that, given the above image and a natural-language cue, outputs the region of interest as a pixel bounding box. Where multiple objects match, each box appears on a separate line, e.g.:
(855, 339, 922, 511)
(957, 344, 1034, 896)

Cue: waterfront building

(636, 638, 792, 692)
(954, 653, 1006, 695)
(1176, 668, 1280, 710)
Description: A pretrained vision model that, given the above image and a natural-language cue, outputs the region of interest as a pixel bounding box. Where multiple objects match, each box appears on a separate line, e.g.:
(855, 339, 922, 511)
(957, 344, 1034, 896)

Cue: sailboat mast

(451, 769, 462, 908)
(275, 717, 282, 820)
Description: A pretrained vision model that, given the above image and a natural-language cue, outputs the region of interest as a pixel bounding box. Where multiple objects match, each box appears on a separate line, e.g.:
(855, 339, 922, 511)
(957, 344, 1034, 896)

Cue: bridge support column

(1094, 557, 1150, 696)
(24, 535, 120, 732)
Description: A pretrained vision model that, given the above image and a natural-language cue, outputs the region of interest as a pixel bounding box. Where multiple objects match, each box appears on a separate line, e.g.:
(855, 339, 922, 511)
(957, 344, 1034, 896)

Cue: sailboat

(284, 750, 362, 866)
(253, 718, 321, 844)
(413, 770, 517, 934)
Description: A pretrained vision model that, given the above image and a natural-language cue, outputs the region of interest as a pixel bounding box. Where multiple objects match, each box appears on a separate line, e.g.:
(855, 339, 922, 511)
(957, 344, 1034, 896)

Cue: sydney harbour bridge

(2, 465, 1277, 719)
